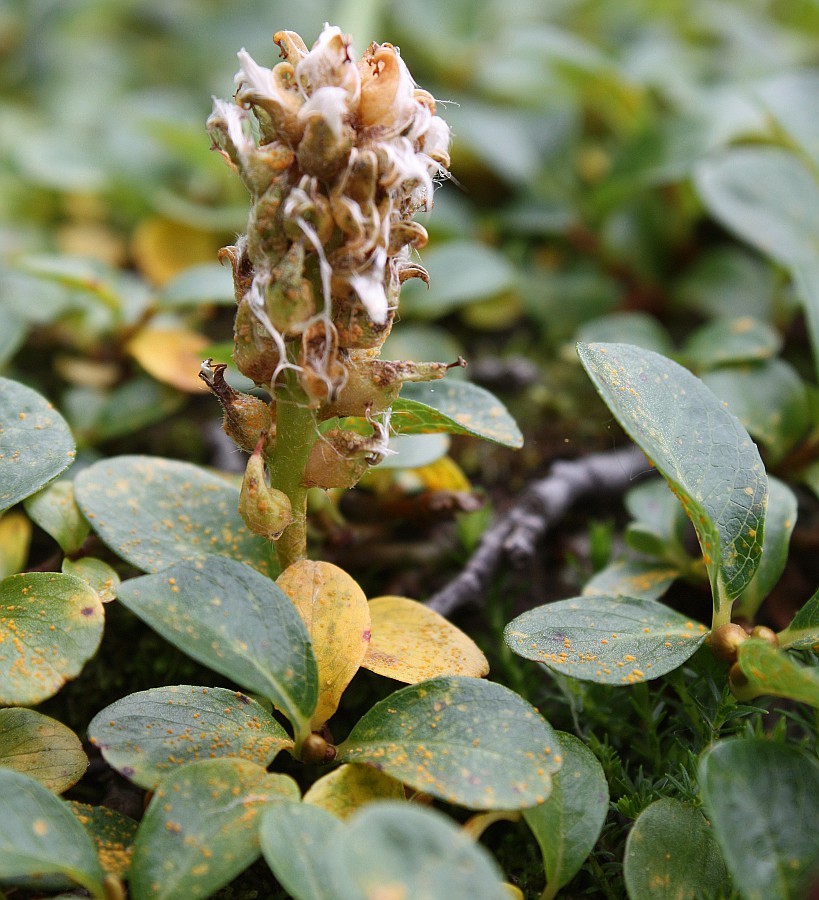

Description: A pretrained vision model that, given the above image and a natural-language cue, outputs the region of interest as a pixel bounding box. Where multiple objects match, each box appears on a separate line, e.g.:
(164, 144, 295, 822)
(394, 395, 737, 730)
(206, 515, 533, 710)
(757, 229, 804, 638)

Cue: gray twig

(424, 445, 650, 616)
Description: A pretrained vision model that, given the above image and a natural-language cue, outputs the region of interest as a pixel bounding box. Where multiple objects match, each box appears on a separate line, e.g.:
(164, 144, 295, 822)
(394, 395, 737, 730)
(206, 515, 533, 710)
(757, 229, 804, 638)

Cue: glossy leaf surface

(505, 595, 707, 685)
(578, 342, 767, 610)
(393, 381, 523, 448)
(0, 709, 86, 793)
(699, 739, 819, 899)
(623, 798, 727, 900)
(523, 732, 609, 897)
(0, 377, 76, 513)
(0, 768, 104, 897)
(23, 480, 90, 556)
(337, 676, 561, 809)
(276, 561, 371, 727)
(74, 456, 275, 575)
(116, 557, 318, 735)
(89, 685, 293, 789)
(0, 572, 104, 705)
(61, 557, 120, 603)
(130, 759, 299, 900)
(361, 595, 489, 683)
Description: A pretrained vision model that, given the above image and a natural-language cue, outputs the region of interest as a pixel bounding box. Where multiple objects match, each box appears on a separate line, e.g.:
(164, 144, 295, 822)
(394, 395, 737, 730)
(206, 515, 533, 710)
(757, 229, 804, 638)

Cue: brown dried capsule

(199, 359, 274, 453)
(238, 438, 293, 539)
(300, 731, 336, 763)
(750, 625, 779, 647)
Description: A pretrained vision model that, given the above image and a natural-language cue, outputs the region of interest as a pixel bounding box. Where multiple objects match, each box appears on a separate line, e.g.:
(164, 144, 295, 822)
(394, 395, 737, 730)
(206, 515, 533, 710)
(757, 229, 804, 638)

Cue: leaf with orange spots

(61, 557, 120, 603)
(623, 799, 728, 900)
(0, 572, 104, 706)
(504, 595, 707, 685)
(130, 758, 299, 900)
(735, 639, 819, 708)
(361, 595, 489, 683)
(74, 456, 276, 577)
(88, 685, 293, 789)
(0, 709, 87, 794)
(393, 381, 523, 448)
(0, 377, 76, 514)
(116, 557, 318, 739)
(125, 325, 212, 393)
(276, 561, 371, 728)
(523, 732, 609, 899)
(578, 342, 767, 612)
(336, 676, 561, 810)
(0, 768, 105, 897)
(583, 557, 678, 602)
(303, 764, 405, 819)
(260, 800, 511, 900)
(24, 480, 90, 556)
(69, 802, 137, 879)
(698, 739, 819, 899)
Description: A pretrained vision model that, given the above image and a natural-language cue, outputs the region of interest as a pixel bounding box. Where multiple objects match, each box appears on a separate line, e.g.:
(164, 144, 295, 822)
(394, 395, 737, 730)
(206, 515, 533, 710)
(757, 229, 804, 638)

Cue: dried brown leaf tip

(207, 25, 452, 412)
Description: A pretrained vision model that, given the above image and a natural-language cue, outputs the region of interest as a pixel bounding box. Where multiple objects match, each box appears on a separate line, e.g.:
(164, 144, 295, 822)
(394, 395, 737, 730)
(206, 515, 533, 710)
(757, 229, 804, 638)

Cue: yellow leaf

(125, 326, 211, 393)
(0, 512, 32, 578)
(361, 595, 489, 683)
(131, 217, 224, 286)
(411, 455, 472, 493)
(303, 764, 405, 819)
(276, 560, 371, 728)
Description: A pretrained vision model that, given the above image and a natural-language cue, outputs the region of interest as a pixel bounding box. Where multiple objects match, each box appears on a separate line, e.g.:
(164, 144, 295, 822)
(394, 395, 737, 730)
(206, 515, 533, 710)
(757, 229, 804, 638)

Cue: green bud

(238, 439, 293, 539)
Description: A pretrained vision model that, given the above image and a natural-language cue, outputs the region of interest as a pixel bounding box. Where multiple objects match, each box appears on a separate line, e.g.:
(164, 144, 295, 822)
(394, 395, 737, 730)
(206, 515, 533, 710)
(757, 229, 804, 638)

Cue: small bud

(199, 360, 274, 453)
(232, 297, 282, 386)
(710, 623, 748, 662)
(300, 731, 337, 763)
(750, 625, 779, 647)
(238, 438, 293, 539)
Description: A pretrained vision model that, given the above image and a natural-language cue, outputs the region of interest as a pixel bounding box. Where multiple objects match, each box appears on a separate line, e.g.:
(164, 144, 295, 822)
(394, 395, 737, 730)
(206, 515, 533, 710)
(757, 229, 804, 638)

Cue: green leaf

(583, 558, 678, 602)
(16, 254, 121, 312)
(523, 732, 609, 898)
(0, 377, 76, 513)
(378, 433, 451, 469)
(23, 480, 90, 556)
(734, 478, 797, 619)
(695, 147, 819, 266)
(0, 572, 104, 706)
(398, 241, 517, 320)
(69, 802, 137, 879)
(332, 802, 510, 900)
(74, 456, 275, 576)
(336, 676, 561, 810)
(156, 262, 235, 307)
(792, 258, 819, 383)
(756, 70, 819, 167)
(699, 738, 819, 899)
(0, 768, 104, 897)
(504, 595, 708, 685)
(778, 588, 819, 650)
(683, 316, 782, 369)
(259, 801, 342, 900)
(735, 639, 819, 708)
(701, 360, 810, 465)
(116, 557, 318, 737)
(578, 342, 767, 613)
(0, 709, 87, 794)
(623, 798, 728, 900)
(61, 557, 120, 603)
(89, 685, 293, 789)
(392, 381, 523, 448)
(129, 759, 299, 900)
(576, 312, 674, 356)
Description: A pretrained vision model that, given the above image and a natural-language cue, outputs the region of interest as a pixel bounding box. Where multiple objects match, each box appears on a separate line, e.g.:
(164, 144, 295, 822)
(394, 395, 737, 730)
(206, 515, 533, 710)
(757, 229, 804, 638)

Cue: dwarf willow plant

(0, 26, 588, 900)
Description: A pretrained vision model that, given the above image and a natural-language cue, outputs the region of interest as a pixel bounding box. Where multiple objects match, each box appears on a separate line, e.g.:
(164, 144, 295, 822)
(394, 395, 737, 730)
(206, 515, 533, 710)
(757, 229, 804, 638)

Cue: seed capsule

(238, 437, 293, 539)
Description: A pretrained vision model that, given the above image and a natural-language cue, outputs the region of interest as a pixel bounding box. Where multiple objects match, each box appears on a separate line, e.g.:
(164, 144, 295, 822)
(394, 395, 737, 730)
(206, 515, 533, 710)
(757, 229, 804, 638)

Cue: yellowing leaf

(0, 511, 31, 578)
(125, 327, 211, 393)
(303, 764, 405, 819)
(131, 217, 224, 286)
(276, 560, 371, 727)
(411, 455, 472, 493)
(361, 595, 489, 683)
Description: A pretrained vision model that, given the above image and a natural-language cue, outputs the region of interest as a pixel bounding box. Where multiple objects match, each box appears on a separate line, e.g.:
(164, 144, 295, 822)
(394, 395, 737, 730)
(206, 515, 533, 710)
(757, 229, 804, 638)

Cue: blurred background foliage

(3, 0, 819, 481)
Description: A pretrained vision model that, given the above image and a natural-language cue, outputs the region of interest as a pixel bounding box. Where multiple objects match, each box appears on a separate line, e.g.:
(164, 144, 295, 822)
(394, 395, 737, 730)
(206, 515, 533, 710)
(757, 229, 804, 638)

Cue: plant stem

(264, 374, 318, 570)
